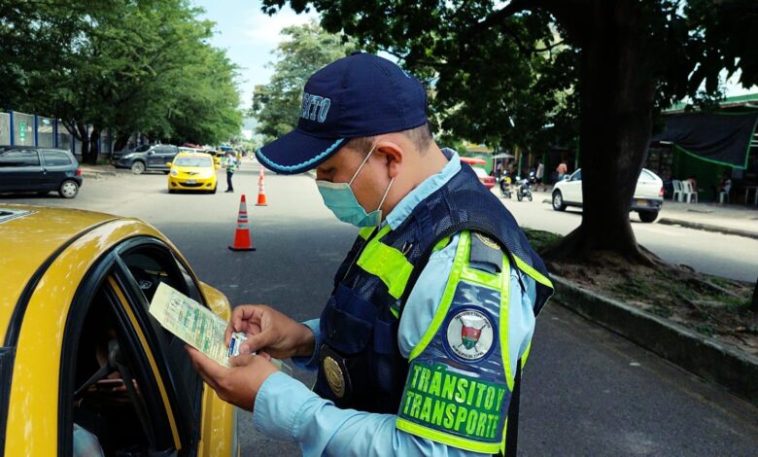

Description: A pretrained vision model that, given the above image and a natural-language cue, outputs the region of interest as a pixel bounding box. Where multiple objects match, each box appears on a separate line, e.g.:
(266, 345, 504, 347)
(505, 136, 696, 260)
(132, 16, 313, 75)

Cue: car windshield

(174, 156, 212, 167)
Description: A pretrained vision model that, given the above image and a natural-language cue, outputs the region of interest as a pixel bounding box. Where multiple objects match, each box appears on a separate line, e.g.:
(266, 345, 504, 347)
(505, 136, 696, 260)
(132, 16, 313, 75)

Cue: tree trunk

(546, 0, 656, 265)
(75, 122, 94, 165)
(114, 132, 131, 152)
(87, 127, 101, 165)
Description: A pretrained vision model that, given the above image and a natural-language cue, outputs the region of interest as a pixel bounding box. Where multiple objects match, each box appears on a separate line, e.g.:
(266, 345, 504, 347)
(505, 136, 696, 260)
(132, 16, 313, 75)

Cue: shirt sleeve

(252, 233, 535, 456)
(290, 318, 322, 371)
(254, 373, 487, 457)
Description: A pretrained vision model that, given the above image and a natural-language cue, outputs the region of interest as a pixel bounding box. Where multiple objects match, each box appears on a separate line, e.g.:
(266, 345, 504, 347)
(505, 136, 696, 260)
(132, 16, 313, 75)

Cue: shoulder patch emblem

(474, 232, 500, 250)
(446, 309, 494, 361)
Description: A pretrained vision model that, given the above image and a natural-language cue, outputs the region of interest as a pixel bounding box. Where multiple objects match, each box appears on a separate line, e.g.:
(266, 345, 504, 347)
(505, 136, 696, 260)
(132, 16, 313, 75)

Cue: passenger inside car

(71, 291, 151, 456)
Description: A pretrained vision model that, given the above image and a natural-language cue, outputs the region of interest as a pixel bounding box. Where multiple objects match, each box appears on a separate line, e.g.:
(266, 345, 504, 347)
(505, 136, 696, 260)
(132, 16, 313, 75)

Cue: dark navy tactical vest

(315, 152, 552, 413)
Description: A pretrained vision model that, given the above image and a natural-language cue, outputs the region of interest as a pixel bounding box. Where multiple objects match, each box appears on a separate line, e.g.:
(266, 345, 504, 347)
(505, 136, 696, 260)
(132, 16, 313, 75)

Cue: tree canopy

(261, 0, 757, 262)
(0, 0, 242, 163)
(251, 21, 356, 142)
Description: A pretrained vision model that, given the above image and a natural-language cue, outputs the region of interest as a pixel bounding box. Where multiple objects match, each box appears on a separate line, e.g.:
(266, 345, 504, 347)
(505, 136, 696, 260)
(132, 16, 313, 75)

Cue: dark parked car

(0, 146, 83, 198)
(111, 143, 153, 160)
(114, 144, 179, 174)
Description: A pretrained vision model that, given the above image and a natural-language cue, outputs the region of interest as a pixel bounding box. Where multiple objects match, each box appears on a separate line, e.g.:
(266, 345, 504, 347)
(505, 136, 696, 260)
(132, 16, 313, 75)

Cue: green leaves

(1, 0, 241, 148)
(251, 21, 356, 139)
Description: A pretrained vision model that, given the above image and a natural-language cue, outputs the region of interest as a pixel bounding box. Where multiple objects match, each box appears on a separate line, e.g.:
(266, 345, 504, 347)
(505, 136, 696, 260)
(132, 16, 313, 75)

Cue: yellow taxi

(0, 205, 238, 456)
(167, 152, 218, 193)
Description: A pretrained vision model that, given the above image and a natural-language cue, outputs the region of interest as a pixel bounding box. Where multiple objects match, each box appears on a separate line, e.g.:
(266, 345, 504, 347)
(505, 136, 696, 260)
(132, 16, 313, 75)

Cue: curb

(80, 168, 118, 179)
(551, 275, 758, 406)
(657, 218, 758, 240)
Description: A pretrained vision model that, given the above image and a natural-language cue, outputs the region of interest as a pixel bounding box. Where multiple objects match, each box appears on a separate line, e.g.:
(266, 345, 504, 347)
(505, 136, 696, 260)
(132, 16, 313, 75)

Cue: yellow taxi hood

(0, 205, 119, 336)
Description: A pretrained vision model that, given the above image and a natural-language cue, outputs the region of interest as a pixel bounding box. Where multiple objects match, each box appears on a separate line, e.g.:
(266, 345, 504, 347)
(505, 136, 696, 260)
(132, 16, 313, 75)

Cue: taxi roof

(0, 205, 120, 336)
(175, 151, 213, 158)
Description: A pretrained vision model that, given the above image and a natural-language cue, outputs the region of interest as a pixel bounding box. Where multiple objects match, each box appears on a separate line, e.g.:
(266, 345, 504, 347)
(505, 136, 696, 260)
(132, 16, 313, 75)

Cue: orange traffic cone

(256, 167, 268, 206)
(229, 194, 256, 251)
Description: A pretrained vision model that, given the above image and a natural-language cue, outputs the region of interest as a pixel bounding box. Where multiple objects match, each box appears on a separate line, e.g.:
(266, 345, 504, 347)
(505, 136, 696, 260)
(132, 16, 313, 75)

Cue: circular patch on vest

(446, 308, 495, 361)
(474, 232, 500, 250)
(323, 355, 345, 398)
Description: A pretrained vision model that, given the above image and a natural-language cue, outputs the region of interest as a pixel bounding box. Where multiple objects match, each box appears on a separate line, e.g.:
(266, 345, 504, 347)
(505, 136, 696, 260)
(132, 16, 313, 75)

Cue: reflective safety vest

(395, 231, 515, 453)
(314, 152, 553, 453)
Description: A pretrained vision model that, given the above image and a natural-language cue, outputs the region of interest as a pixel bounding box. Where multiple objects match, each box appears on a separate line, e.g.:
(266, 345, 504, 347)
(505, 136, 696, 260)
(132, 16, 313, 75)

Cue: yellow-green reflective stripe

(513, 254, 554, 290)
(409, 231, 471, 360)
(521, 341, 532, 366)
(397, 418, 502, 454)
(499, 257, 512, 453)
(460, 265, 501, 290)
(499, 257, 513, 391)
(358, 226, 374, 240)
(356, 225, 412, 299)
(432, 236, 452, 252)
(390, 304, 400, 319)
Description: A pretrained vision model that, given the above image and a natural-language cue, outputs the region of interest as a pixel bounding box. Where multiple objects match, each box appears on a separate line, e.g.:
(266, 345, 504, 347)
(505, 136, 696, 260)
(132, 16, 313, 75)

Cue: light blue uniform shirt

(253, 151, 537, 456)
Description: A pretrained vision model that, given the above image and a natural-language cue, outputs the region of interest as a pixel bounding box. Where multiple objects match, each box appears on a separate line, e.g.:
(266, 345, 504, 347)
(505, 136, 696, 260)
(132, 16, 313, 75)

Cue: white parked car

(551, 168, 664, 223)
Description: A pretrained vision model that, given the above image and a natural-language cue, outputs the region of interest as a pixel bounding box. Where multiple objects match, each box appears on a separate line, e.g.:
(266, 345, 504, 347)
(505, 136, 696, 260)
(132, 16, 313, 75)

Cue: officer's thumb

(240, 332, 268, 354)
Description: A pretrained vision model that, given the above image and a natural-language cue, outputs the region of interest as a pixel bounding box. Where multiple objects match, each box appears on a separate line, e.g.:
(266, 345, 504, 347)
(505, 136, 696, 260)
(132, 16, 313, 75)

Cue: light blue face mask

(316, 146, 396, 227)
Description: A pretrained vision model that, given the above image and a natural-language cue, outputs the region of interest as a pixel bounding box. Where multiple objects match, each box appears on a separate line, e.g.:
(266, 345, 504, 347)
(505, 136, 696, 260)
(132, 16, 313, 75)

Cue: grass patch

(523, 228, 757, 356)
(523, 229, 562, 254)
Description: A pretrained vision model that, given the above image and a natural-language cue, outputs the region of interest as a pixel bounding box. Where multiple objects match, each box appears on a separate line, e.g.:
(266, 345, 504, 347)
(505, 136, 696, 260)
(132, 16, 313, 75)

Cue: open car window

(61, 276, 178, 457)
(117, 242, 204, 439)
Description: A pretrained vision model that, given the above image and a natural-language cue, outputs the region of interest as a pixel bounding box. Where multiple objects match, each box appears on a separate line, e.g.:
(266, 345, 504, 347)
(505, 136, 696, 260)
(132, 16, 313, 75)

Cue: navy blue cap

(256, 53, 428, 175)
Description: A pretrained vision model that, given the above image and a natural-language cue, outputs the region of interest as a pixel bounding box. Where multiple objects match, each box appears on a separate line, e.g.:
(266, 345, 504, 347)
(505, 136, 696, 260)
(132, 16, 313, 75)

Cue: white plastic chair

(681, 180, 698, 203)
(672, 180, 684, 202)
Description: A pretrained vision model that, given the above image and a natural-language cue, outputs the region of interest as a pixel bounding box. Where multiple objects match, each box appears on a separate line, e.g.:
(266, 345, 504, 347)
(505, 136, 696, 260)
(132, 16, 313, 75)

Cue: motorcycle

(515, 174, 534, 202)
(499, 175, 512, 199)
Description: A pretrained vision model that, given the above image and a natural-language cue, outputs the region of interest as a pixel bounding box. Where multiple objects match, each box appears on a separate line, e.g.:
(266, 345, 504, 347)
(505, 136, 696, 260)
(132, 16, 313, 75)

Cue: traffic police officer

(187, 53, 553, 456)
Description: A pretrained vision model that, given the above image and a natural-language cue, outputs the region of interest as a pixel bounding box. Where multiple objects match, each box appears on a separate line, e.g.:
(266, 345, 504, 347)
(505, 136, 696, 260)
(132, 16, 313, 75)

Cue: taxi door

(56, 237, 237, 457)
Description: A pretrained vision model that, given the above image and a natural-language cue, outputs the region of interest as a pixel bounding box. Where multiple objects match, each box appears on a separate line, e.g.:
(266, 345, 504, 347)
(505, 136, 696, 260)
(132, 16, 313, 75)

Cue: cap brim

(256, 129, 346, 175)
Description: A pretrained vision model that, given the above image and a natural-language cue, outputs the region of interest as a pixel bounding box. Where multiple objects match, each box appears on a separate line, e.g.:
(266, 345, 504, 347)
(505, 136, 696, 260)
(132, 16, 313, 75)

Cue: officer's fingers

(227, 309, 255, 344)
(239, 331, 271, 354)
(186, 347, 221, 390)
(186, 346, 227, 385)
(230, 305, 266, 331)
(229, 353, 256, 367)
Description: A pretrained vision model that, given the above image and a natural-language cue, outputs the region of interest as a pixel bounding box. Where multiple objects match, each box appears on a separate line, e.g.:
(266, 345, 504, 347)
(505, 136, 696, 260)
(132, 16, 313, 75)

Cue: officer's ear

(373, 140, 403, 179)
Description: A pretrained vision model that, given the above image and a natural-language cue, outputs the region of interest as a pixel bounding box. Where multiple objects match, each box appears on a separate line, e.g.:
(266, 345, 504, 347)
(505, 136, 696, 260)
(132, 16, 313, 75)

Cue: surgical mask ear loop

(348, 144, 377, 187)
(375, 177, 396, 213)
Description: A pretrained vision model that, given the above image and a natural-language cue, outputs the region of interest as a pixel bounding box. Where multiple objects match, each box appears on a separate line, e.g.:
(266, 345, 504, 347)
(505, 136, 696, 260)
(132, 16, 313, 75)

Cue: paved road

(3, 162, 757, 456)
(500, 190, 758, 283)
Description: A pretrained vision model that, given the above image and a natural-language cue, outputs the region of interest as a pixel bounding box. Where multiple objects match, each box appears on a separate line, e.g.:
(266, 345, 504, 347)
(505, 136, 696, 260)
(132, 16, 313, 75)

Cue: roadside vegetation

(0, 0, 242, 163)
(524, 228, 757, 356)
(260, 0, 755, 268)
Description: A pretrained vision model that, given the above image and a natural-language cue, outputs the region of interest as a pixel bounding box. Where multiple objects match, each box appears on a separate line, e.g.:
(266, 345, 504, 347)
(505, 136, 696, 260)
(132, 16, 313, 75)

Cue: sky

(193, 0, 318, 110)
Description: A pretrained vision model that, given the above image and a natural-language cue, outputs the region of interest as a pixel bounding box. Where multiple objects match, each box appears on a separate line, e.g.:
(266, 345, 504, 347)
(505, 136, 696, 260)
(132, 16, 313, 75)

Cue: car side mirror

(563, 175, 571, 181)
(165, 162, 172, 167)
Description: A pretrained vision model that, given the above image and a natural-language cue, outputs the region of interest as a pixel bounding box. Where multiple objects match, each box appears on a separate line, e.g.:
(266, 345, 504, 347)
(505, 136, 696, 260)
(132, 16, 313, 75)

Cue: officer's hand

(185, 346, 277, 411)
(224, 305, 314, 360)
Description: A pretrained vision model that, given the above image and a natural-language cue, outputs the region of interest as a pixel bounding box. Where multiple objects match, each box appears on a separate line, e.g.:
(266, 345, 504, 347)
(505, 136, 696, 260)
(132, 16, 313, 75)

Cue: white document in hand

(149, 282, 235, 366)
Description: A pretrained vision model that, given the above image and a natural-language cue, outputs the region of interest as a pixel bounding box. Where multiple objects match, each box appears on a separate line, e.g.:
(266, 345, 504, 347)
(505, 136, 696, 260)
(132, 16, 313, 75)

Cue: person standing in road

(223, 151, 238, 192)
(535, 160, 545, 191)
(186, 53, 553, 457)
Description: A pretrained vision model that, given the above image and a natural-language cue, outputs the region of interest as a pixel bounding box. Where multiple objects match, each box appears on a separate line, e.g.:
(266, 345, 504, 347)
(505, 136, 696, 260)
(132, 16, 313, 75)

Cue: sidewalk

(657, 200, 758, 240)
(79, 164, 123, 179)
(528, 187, 758, 404)
(536, 186, 758, 240)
